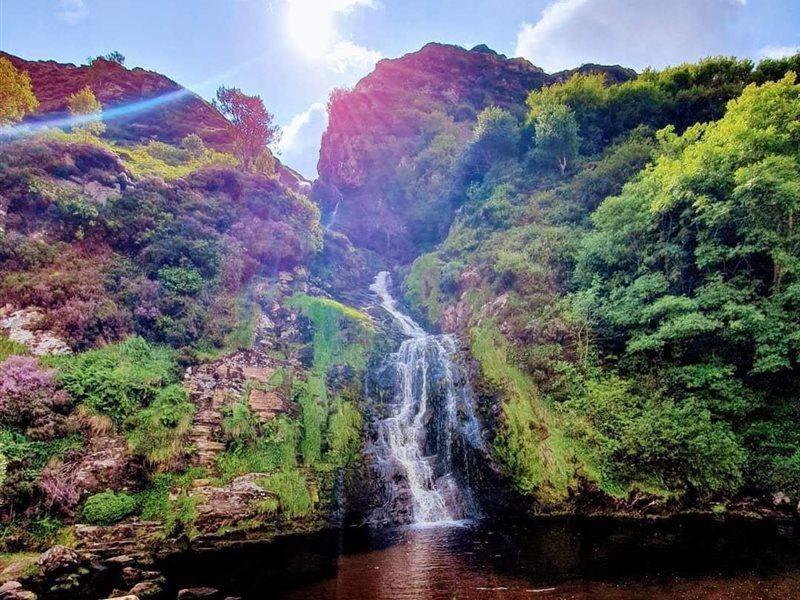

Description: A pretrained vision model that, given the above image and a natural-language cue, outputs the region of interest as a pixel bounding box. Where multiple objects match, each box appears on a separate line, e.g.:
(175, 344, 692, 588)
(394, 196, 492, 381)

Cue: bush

(0, 356, 69, 439)
(55, 336, 180, 424)
(125, 384, 194, 467)
(81, 491, 137, 525)
(565, 376, 745, 499)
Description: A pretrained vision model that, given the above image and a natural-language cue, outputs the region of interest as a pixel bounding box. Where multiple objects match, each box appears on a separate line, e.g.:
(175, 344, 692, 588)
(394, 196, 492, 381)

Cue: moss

(288, 295, 374, 470)
(80, 491, 138, 525)
(471, 321, 578, 505)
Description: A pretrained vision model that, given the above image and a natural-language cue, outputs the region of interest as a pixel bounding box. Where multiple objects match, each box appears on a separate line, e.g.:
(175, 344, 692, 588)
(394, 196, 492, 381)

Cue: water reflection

(162, 517, 800, 599)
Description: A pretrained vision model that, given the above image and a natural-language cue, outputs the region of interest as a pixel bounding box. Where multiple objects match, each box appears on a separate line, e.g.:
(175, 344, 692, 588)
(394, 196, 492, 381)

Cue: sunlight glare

(286, 0, 337, 59)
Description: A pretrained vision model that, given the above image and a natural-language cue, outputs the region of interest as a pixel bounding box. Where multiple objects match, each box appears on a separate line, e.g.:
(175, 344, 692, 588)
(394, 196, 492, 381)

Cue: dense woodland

(1, 46, 800, 565)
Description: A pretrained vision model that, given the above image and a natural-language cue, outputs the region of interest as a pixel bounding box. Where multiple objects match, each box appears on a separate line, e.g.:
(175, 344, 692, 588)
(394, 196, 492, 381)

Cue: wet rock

(121, 567, 163, 587)
(177, 588, 220, 600)
(0, 580, 37, 600)
(128, 577, 166, 599)
(772, 491, 792, 508)
(192, 474, 273, 533)
(37, 546, 79, 579)
(327, 364, 356, 392)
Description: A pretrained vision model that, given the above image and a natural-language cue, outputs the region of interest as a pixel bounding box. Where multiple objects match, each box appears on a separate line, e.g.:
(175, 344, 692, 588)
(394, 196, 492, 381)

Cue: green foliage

(137, 470, 201, 537)
(66, 86, 105, 136)
(81, 491, 138, 525)
(531, 103, 579, 174)
(157, 266, 204, 296)
(258, 469, 313, 518)
(217, 414, 300, 482)
(565, 376, 744, 499)
(0, 334, 27, 362)
(54, 337, 180, 424)
(0, 57, 39, 124)
(125, 384, 194, 467)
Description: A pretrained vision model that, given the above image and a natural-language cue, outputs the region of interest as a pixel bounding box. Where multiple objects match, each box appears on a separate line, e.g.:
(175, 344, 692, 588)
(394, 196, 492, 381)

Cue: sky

(1, 0, 798, 178)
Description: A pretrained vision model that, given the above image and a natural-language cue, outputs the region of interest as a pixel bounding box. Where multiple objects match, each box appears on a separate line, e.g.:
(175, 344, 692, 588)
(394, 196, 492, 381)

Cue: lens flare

(0, 89, 191, 139)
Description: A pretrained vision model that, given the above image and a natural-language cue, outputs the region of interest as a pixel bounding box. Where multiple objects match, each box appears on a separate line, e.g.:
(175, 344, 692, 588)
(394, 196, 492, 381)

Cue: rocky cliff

(315, 43, 633, 261)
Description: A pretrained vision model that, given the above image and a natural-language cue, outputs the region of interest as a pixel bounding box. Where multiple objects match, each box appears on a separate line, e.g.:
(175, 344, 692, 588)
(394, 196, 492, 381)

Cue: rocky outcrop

(185, 273, 307, 471)
(316, 43, 636, 262)
(0, 306, 71, 356)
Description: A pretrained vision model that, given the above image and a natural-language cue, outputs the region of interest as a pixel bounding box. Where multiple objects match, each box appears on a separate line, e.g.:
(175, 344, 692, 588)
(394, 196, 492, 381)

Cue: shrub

(0, 356, 69, 439)
(80, 491, 137, 525)
(565, 376, 745, 499)
(55, 336, 180, 424)
(125, 384, 194, 467)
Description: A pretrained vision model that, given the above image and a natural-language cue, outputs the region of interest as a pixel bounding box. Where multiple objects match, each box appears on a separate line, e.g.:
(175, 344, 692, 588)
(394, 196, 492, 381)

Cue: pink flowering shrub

(0, 356, 70, 440)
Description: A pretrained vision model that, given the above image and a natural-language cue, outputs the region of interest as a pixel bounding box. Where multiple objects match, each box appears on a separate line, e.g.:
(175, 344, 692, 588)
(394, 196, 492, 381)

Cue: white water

(369, 271, 481, 525)
(324, 200, 341, 232)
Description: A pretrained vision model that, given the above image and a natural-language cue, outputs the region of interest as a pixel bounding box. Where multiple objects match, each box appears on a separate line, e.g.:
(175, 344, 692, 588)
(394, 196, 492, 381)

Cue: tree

(214, 86, 280, 170)
(66, 86, 105, 136)
(533, 103, 579, 175)
(104, 51, 126, 65)
(0, 57, 39, 125)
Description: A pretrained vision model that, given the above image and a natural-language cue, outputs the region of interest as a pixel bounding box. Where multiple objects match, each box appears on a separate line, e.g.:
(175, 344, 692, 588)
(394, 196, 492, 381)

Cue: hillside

(315, 43, 633, 261)
(1, 52, 233, 148)
(2, 40, 800, 597)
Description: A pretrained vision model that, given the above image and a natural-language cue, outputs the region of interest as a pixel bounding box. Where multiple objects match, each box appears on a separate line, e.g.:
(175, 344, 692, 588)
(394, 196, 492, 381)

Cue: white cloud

(275, 101, 329, 178)
(325, 41, 381, 73)
(58, 0, 88, 24)
(284, 0, 380, 73)
(277, 101, 327, 154)
(758, 45, 800, 60)
(515, 0, 747, 72)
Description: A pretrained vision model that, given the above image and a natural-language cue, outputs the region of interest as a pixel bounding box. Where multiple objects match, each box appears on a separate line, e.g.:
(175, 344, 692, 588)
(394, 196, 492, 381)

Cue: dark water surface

(162, 516, 800, 599)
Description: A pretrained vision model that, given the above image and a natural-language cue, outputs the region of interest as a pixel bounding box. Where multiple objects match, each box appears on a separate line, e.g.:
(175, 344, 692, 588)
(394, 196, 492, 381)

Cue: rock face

(316, 43, 634, 262)
(0, 306, 71, 356)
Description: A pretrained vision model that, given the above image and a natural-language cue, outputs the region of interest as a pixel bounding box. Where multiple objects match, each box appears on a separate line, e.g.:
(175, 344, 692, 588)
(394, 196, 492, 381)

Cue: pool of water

(161, 516, 800, 599)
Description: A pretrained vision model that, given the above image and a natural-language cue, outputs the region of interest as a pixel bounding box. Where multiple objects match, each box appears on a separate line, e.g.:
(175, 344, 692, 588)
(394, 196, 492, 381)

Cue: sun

(285, 0, 337, 59)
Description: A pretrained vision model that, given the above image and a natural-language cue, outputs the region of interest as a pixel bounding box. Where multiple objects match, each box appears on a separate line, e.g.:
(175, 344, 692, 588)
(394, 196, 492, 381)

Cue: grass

(470, 321, 577, 505)
(44, 130, 238, 180)
(0, 334, 28, 362)
(0, 553, 41, 583)
(258, 469, 313, 519)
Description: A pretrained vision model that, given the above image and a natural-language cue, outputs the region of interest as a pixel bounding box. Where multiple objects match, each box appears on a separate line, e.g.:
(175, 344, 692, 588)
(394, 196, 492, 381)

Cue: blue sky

(1, 0, 798, 178)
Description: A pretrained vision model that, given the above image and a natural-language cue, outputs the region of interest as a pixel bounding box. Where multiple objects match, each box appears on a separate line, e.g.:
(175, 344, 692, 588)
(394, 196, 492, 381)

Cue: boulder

(772, 491, 792, 508)
(37, 546, 79, 578)
(177, 588, 220, 600)
(0, 581, 36, 600)
(129, 577, 166, 600)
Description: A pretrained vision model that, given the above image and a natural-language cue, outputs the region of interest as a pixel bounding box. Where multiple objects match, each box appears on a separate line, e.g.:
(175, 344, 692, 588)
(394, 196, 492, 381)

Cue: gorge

(1, 29, 800, 600)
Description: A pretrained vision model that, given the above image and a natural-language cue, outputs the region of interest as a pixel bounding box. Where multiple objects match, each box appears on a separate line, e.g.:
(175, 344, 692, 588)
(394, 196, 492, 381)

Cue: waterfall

(368, 271, 482, 525)
(325, 200, 341, 232)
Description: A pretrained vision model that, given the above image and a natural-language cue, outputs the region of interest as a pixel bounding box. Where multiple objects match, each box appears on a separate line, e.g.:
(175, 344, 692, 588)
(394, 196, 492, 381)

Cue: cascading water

(368, 271, 482, 525)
